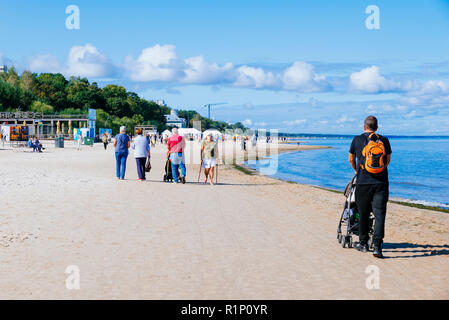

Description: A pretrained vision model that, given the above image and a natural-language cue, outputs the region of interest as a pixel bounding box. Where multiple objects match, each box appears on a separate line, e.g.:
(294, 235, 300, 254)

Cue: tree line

(0, 67, 246, 134)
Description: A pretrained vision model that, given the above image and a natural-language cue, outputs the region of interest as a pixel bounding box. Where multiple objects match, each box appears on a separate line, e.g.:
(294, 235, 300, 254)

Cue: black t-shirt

(349, 132, 392, 185)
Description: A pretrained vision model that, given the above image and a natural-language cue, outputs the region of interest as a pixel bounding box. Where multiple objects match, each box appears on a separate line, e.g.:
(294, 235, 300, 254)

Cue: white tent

(178, 128, 201, 136)
(203, 129, 223, 137)
(162, 130, 172, 138)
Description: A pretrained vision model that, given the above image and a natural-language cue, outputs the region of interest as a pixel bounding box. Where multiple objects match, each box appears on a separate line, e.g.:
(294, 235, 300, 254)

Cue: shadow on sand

(382, 243, 449, 259)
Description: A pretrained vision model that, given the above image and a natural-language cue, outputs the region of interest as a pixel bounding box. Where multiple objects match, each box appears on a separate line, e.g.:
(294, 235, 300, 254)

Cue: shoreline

(237, 146, 449, 214)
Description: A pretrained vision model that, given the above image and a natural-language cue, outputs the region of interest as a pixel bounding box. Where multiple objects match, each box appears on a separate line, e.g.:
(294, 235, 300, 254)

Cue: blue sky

(1, 0, 449, 134)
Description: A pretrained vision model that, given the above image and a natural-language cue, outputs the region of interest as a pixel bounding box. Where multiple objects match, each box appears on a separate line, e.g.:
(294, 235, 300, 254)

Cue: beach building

(135, 125, 157, 136)
(165, 109, 187, 128)
(152, 100, 167, 107)
(0, 109, 95, 139)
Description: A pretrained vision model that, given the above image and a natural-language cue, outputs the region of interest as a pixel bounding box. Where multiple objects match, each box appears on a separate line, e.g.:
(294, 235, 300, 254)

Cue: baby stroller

(163, 157, 183, 183)
(337, 175, 374, 249)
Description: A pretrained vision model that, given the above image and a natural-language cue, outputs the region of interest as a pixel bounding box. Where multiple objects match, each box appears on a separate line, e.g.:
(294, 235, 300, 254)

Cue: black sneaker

(373, 245, 384, 258)
(355, 242, 369, 253)
(180, 176, 186, 184)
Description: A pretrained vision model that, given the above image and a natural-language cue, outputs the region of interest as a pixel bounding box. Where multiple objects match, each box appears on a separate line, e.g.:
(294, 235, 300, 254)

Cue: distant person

(77, 134, 83, 150)
(33, 136, 43, 152)
(251, 135, 257, 148)
(167, 128, 186, 184)
(201, 134, 218, 185)
(132, 128, 151, 181)
(114, 126, 131, 180)
(349, 116, 392, 258)
(27, 137, 33, 149)
(241, 137, 246, 151)
(102, 134, 109, 150)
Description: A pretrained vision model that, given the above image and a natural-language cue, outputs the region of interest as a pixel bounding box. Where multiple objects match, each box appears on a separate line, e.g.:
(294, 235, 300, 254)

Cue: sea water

(246, 137, 449, 209)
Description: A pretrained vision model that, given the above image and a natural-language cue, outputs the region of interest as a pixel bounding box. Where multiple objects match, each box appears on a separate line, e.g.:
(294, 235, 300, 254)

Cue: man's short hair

(364, 116, 378, 131)
(120, 126, 126, 133)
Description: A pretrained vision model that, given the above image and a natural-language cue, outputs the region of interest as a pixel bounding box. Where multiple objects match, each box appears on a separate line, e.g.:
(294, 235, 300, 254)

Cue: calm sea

(246, 137, 449, 209)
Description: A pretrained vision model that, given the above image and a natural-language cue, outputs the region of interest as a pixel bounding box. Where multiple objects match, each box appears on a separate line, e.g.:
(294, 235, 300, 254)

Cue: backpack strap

(368, 132, 380, 141)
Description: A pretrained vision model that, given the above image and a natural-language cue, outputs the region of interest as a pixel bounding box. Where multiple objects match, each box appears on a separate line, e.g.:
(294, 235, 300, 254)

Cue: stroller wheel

(341, 236, 347, 248)
(347, 236, 353, 248)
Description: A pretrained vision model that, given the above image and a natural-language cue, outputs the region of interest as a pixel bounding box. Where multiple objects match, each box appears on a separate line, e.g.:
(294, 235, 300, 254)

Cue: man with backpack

(348, 116, 392, 258)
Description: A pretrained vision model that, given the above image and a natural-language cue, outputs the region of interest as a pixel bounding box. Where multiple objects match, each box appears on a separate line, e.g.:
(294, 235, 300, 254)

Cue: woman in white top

(131, 128, 151, 181)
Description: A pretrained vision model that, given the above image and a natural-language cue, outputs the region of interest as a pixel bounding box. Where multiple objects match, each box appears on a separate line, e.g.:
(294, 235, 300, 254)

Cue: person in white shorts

(201, 134, 218, 185)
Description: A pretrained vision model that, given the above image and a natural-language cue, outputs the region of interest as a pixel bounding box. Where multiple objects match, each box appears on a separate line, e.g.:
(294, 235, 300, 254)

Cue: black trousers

(136, 157, 146, 180)
(355, 183, 389, 246)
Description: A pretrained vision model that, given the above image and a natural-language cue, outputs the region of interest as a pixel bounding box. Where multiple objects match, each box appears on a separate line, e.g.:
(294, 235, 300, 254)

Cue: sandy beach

(0, 140, 448, 299)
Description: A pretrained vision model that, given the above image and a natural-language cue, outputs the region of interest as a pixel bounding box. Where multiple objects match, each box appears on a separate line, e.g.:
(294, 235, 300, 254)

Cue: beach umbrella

(56, 121, 61, 135)
(62, 123, 65, 134)
(22, 121, 26, 126)
(68, 120, 72, 136)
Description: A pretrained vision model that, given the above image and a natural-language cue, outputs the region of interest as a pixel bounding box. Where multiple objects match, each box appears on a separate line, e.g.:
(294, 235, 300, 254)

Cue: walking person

(167, 127, 186, 184)
(77, 134, 83, 151)
(201, 134, 218, 185)
(132, 128, 150, 181)
(349, 116, 392, 258)
(102, 133, 109, 150)
(114, 126, 131, 180)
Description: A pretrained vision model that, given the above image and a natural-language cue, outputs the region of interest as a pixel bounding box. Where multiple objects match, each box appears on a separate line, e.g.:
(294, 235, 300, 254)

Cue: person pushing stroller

(167, 128, 186, 184)
(348, 116, 392, 258)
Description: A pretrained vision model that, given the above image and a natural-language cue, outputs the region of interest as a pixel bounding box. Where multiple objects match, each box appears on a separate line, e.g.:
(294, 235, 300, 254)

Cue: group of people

(27, 136, 44, 152)
(113, 127, 219, 185)
(111, 116, 391, 258)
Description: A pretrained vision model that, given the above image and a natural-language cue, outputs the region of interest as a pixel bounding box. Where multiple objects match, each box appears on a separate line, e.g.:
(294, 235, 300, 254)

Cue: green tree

(20, 70, 35, 91)
(102, 85, 131, 117)
(34, 73, 68, 111)
(30, 100, 54, 114)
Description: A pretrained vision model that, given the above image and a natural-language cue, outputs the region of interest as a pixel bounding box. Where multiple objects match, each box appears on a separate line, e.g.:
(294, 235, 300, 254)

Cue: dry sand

(0, 139, 447, 299)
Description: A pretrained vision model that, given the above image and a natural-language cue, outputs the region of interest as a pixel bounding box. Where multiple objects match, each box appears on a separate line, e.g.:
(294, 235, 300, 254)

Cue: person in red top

(167, 128, 186, 183)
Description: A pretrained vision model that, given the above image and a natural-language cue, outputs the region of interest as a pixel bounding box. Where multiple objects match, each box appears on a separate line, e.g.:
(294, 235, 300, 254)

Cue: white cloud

(365, 104, 377, 114)
(350, 66, 400, 93)
(242, 119, 253, 126)
(124, 44, 180, 82)
(336, 115, 356, 124)
(124, 45, 329, 92)
(283, 119, 307, 126)
(0, 54, 14, 67)
(29, 54, 61, 73)
(234, 66, 279, 89)
(66, 44, 113, 78)
(29, 44, 113, 78)
(183, 56, 234, 84)
(282, 62, 328, 92)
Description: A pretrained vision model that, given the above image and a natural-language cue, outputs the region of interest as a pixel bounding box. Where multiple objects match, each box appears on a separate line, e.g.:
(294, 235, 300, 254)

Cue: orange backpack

(361, 133, 386, 174)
